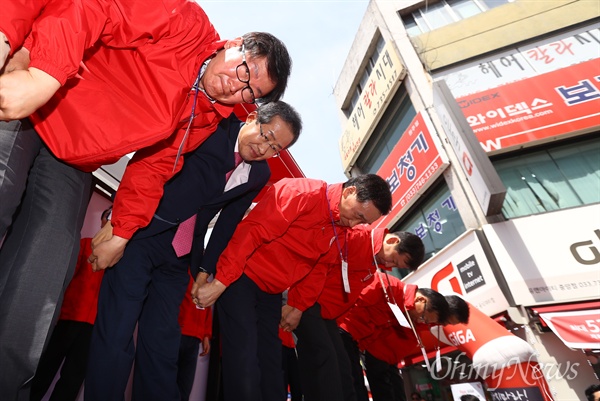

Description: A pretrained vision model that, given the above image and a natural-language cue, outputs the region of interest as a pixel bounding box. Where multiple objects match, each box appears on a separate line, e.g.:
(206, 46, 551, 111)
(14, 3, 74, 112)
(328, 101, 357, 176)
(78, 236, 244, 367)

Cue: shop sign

(456, 58, 600, 154)
(404, 230, 510, 316)
(371, 111, 448, 229)
(483, 203, 600, 305)
(339, 42, 406, 171)
(436, 26, 600, 98)
(489, 386, 544, 401)
(539, 309, 600, 349)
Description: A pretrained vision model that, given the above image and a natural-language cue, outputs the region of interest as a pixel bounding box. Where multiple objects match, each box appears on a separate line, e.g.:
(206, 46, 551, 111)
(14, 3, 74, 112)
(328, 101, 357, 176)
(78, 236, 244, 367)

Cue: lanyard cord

(173, 67, 203, 172)
(376, 268, 426, 350)
(325, 186, 347, 262)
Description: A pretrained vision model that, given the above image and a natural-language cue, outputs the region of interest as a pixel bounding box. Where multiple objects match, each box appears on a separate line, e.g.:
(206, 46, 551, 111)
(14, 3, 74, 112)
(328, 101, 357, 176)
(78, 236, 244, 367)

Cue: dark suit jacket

(132, 114, 271, 276)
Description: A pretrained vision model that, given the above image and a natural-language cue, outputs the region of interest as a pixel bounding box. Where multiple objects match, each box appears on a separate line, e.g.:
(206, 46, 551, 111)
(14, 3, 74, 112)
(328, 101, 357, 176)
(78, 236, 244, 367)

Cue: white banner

(483, 204, 600, 305)
(403, 230, 510, 316)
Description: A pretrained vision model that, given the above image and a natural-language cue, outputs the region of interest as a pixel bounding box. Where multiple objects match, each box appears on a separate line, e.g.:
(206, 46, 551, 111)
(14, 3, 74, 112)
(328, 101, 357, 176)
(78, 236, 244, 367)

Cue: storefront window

(392, 184, 467, 263)
(494, 136, 600, 219)
(400, 0, 514, 36)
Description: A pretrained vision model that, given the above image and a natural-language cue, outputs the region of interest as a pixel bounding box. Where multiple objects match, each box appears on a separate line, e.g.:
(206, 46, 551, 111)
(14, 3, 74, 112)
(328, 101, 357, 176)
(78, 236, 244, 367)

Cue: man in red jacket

(29, 207, 112, 401)
(192, 174, 392, 401)
(339, 275, 451, 401)
(281, 227, 425, 401)
(0, 3, 291, 398)
(0, 0, 292, 269)
(360, 295, 469, 401)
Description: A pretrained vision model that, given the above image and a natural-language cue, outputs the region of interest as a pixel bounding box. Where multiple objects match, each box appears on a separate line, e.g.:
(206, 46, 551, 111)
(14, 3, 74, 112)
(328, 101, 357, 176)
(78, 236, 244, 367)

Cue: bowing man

(85, 101, 302, 401)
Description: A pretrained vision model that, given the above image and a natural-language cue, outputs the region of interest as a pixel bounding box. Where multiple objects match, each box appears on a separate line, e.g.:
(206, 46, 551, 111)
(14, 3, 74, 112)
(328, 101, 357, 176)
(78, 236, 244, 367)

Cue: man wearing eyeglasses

(0, 3, 291, 397)
(358, 294, 469, 401)
(192, 174, 393, 401)
(338, 275, 450, 401)
(83, 101, 301, 401)
(279, 228, 425, 401)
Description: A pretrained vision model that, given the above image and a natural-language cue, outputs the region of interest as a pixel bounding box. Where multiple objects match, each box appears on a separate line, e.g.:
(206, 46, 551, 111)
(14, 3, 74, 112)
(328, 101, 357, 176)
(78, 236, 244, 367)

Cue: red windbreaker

(287, 227, 388, 317)
(215, 179, 351, 299)
(3, 0, 232, 239)
(59, 238, 104, 324)
(338, 275, 418, 353)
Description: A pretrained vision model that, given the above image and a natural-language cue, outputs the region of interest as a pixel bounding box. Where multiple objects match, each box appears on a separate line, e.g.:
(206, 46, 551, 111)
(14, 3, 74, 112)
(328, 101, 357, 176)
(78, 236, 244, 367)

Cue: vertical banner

(339, 42, 406, 172)
(433, 81, 506, 216)
(372, 112, 448, 229)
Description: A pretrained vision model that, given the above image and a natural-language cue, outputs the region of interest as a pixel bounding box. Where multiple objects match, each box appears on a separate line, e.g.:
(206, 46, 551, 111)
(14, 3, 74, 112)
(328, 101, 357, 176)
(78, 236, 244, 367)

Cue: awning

(403, 344, 457, 366)
(532, 301, 600, 349)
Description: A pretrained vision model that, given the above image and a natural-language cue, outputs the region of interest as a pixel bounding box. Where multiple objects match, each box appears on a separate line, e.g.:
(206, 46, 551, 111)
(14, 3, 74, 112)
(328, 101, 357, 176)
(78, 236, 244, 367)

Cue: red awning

(403, 344, 457, 366)
(531, 301, 600, 349)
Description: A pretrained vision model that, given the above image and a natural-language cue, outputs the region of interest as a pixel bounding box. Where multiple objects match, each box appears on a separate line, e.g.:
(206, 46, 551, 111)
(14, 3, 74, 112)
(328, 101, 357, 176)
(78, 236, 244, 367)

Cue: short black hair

(256, 101, 302, 148)
(392, 231, 425, 271)
(586, 384, 600, 401)
(417, 288, 450, 324)
(243, 32, 291, 104)
(343, 174, 392, 216)
(445, 295, 470, 324)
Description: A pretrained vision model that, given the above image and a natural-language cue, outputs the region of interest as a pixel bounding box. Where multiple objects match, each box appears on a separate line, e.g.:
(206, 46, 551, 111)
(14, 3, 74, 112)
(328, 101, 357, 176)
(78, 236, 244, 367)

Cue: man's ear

(224, 37, 244, 50)
(385, 234, 400, 245)
(341, 186, 356, 199)
(245, 111, 258, 124)
(415, 294, 427, 304)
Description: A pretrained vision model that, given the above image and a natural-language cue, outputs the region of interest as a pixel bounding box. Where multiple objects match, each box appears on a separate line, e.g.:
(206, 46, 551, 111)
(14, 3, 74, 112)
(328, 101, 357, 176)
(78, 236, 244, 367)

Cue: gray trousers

(0, 119, 92, 401)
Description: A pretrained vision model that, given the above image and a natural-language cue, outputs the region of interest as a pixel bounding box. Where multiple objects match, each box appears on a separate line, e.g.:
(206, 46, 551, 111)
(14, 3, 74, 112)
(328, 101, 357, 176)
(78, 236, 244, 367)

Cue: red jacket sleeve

(0, 0, 47, 56)
(111, 98, 230, 239)
(111, 134, 186, 239)
(215, 180, 324, 288)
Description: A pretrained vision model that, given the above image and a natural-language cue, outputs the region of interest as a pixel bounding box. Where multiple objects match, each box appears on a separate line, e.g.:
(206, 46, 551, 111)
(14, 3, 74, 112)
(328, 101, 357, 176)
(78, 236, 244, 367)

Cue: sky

(200, 0, 369, 184)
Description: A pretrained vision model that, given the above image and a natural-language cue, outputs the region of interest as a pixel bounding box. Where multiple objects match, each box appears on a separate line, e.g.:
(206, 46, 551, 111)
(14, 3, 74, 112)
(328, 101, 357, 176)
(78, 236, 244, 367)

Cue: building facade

(333, 1, 600, 400)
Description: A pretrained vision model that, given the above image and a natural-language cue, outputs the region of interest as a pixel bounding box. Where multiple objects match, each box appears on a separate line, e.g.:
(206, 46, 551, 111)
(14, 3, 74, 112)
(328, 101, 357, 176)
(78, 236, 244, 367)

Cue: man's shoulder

(276, 177, 327, 193)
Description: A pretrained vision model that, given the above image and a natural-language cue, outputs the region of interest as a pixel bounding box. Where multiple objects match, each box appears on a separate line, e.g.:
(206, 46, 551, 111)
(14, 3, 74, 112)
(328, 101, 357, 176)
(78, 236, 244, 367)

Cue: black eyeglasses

(236, 44, 256, 104)
(258, 123, 281, 158)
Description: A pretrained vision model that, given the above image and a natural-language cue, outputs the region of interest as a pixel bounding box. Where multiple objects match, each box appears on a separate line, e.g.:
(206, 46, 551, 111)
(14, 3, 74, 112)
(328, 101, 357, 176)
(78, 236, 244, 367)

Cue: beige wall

(412, 0, 599, 71)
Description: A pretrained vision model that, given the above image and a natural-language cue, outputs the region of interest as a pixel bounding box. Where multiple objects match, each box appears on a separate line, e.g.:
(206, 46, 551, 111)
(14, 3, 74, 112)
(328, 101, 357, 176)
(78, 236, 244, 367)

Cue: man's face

(238, 113, 294, 161)
(200, 38, 276, 104)
(408, 296, 440, 325)
(375, 234, 410, 269)
(337, 187, 382, 228)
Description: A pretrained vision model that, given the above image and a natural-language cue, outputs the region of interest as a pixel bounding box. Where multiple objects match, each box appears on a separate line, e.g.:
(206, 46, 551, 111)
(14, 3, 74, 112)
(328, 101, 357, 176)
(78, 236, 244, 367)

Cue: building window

(494, 136, 600, 219)
(453, 0, 483, 19)
(401, 0, 513, 36)
(420, 1, 457, 30)
(346, 35, 386, 116)
(355, 86, 416, 174)
(392, 183, 467, 266)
